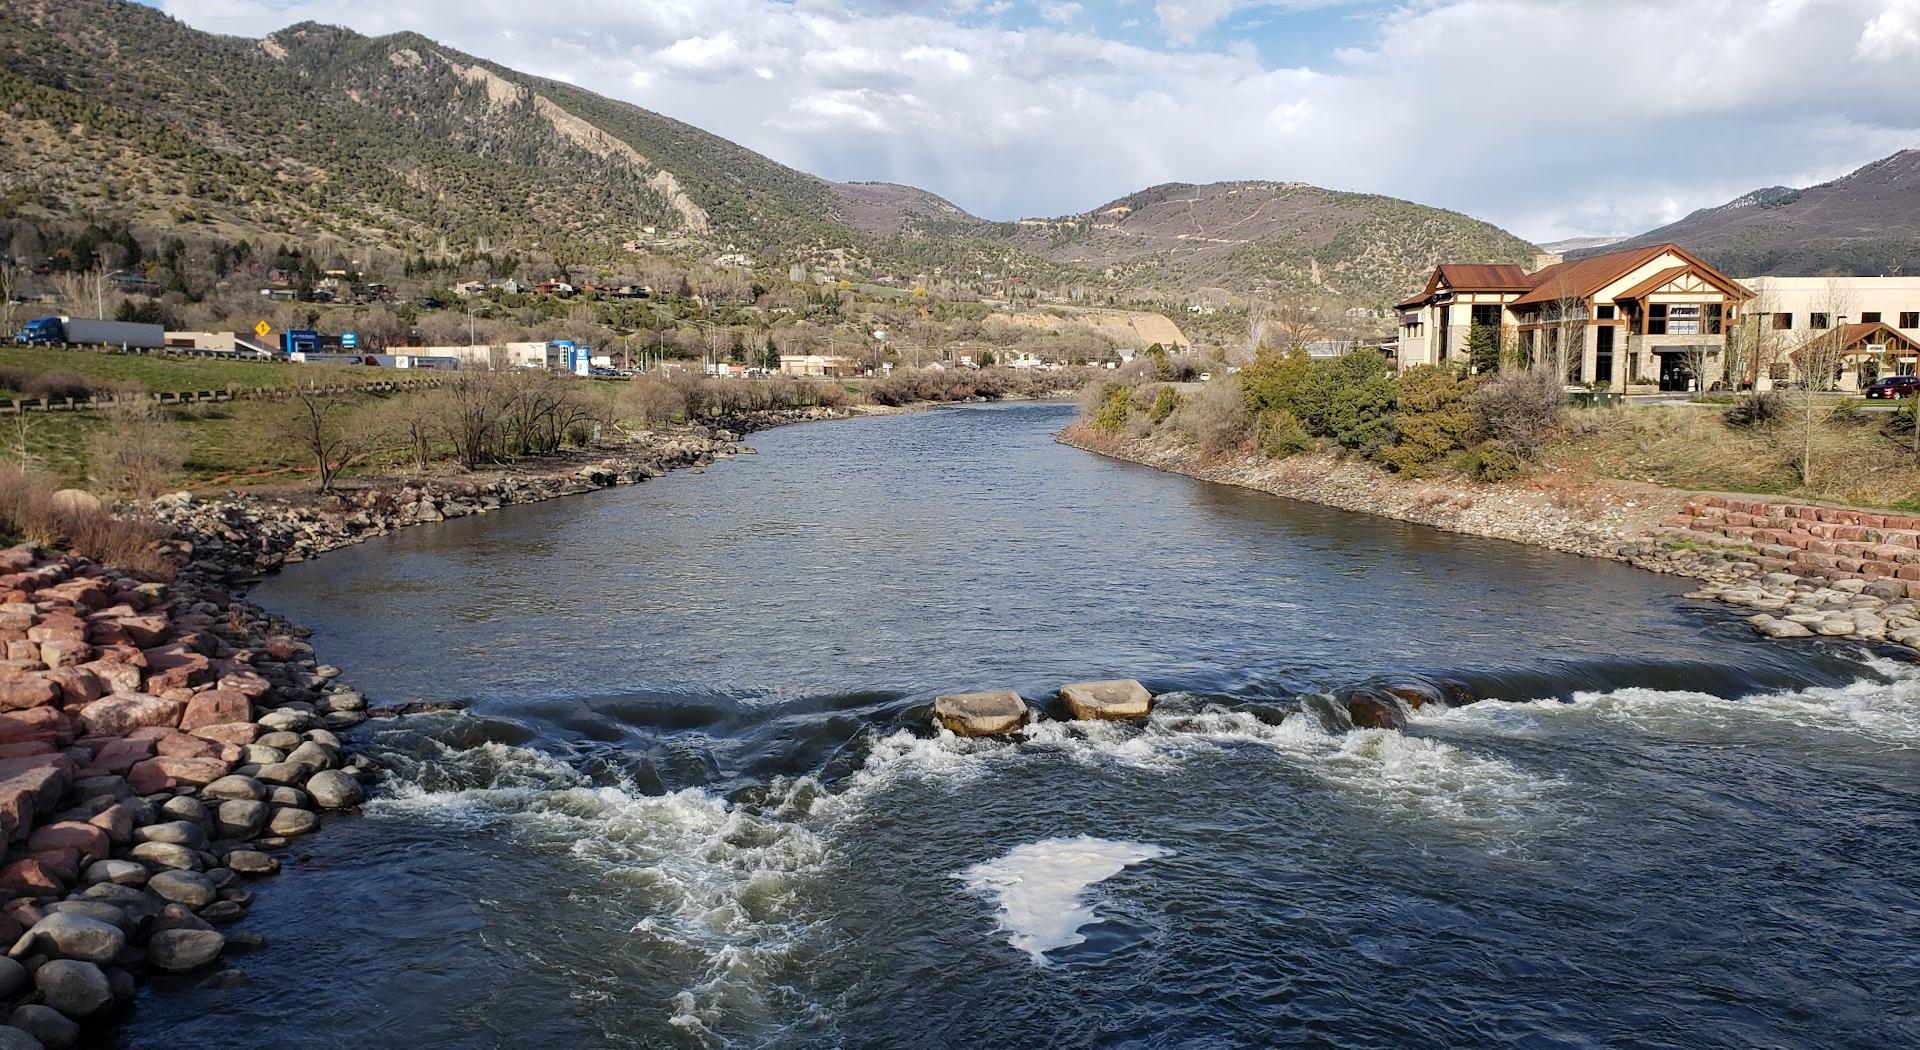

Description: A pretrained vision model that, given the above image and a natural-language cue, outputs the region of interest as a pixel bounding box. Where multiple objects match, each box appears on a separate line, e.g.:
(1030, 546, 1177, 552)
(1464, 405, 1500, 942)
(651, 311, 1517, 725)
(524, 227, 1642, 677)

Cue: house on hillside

(779, 354, 856, 378)
(454, 280, 488, 298)
(1396, 244, 1754, 391)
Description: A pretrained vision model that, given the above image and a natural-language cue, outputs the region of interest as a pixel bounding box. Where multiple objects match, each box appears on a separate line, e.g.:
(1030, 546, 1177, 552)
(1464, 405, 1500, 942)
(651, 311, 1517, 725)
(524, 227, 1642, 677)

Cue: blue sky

(147, 0, 1920, 242)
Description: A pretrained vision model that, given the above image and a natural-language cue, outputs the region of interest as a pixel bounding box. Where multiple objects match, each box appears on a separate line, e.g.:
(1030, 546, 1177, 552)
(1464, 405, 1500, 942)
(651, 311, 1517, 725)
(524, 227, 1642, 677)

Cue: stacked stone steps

(1657, 496, 1920, 597)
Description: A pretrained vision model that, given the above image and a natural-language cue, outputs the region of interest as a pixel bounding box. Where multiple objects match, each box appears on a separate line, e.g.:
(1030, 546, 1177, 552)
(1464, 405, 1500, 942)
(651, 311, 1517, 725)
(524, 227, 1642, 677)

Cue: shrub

(1149, 385, 1180, 424)
(1723, 391, 1788, 429)
(1240, 345, 1312, 417)
(0, 460, 172, 576)
(1176, 378, 1250, 452)
(1258, 408, 1312, 458)
(86, 401, 187, 501)
(1457, 441, 1525, 482)
(1379, 365, 1475, 474)
(1468, 368, 1561, 459)
(1294, 352, 1396, 453)
(1092, 384, 1132, 433)
(24, 369, 97, 401)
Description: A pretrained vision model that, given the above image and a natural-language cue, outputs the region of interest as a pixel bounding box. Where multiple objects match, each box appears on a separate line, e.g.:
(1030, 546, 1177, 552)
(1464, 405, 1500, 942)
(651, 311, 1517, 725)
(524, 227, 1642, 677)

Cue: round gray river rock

(201, 775, 267, 802)
(267, 807, 319, 836)
(305, 769, 365, 809)
(24, 915, 124, 965)
(34, 960, 112, 1019)
(6, 1005, 74, 1050)
(148, 870, 217, 908)
(145, 928, 224, 973)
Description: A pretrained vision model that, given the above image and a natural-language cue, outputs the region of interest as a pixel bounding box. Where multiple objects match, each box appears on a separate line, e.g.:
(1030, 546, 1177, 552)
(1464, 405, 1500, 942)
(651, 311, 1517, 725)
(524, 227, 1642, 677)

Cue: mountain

(1004, 181, 1538, 305)
(1592, 150, 1920, 276)
(0, 0, 1536, 307)
(1538, 235, 1626, 255)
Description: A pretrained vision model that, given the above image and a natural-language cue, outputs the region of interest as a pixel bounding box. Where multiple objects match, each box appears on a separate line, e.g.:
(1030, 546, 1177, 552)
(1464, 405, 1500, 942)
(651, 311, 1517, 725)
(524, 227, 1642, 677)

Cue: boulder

(145, 928, 222, 973)
(1058, 679, 1154, 721)
(1343, 686, 1408, 731)
(224, 850, 278, 877)
(213, 800, 269, 839)
(0, 957, 23, 998)
(6, 1005, 74, 1050)
(47, 491, 102, 517)
(22, 914, 123, 964)
(0, 680, 59, 714)
(76, 695, 182, 737)
(305, 769, 364, 810)
(932, 690, 1029, 737)
(1753, 617, 1815, 640)
(126, 842, 199, 872)
(79, 860, 146, 887)
(25, 824, 107, 865)
(178, 690, 250, 732)
(126, 756, 228, 794)
(134, 821, 209, 852)
(32, 959, 110, 1021)
(201, 775, 266, 802)
(147, 870, 217, 908)
(267, 807, 318, 837)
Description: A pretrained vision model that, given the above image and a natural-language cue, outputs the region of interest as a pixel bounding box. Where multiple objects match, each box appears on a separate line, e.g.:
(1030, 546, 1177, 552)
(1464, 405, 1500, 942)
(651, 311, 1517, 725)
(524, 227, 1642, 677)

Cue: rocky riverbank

(0, 405, 869, 1048)
(1060, 425, 1920, 656)
(0, 543, 374, 1049)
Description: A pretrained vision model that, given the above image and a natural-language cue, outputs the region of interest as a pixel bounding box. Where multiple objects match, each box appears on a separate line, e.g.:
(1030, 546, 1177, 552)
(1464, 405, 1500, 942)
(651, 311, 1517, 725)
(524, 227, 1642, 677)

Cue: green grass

(0, 346, 390, 395)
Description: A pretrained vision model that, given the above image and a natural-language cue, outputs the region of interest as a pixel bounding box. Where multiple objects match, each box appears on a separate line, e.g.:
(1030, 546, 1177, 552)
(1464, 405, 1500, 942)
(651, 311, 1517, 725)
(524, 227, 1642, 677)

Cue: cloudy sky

(152, 0, 1920, 242)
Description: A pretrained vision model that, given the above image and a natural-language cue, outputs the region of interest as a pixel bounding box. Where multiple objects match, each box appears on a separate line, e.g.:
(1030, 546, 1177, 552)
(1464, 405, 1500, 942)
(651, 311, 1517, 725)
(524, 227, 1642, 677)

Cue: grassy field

(1552, 403, 1920, 511)
(0, 346, 393, 396)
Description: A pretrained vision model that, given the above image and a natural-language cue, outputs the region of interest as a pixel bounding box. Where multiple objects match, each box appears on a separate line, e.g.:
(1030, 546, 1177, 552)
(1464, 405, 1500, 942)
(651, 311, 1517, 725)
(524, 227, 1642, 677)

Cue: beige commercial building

(1396, 243, 1754, 391)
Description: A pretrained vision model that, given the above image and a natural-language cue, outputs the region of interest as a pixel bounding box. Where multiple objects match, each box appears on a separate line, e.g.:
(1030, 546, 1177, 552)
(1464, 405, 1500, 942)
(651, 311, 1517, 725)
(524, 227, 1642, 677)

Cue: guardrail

(0, 379, 443, 415)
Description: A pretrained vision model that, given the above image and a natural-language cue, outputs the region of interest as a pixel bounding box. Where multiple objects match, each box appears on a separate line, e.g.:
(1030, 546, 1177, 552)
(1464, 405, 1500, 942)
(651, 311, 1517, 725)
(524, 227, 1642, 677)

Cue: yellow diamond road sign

(254, 321, 271, 338)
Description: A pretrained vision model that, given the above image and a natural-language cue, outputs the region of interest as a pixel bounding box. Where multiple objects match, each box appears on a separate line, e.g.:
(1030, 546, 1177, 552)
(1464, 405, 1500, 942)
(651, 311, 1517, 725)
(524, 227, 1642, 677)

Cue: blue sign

(341, 332, 359, 349)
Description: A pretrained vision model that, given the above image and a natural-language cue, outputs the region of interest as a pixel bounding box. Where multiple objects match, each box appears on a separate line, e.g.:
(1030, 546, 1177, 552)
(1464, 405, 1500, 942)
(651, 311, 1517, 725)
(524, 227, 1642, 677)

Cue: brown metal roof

(1510, 243, 1753, 307)
(1792, 322, 1920, 359)
(1435, 263, 1533, 292)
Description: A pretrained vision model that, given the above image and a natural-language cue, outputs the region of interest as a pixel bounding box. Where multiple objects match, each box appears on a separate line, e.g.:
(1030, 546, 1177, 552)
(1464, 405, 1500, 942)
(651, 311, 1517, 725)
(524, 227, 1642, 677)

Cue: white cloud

(158, 0, 1920, 242)
(1038, 1, 1083, 25)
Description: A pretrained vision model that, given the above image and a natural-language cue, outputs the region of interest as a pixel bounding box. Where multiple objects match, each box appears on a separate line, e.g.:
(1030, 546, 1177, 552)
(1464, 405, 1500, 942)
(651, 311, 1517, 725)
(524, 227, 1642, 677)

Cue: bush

(1379, 366, 1476, 474)
(1175, 378, 1250, 452)
(1468, 368, 1561, 459)
(24, 369, 98, 401)
(1240, 346, 1312, 418)
(1258, 408, 1312, 458)
(1149, 385, 1180, 424)
(1092, 384, 1132, 433)
(1723, 391, 1788, 429)
(86, 401, 187, 501)
(1293, 352, 1396, 453)
(1457, 441, 1525, 482)
(0, 460, 172, 576)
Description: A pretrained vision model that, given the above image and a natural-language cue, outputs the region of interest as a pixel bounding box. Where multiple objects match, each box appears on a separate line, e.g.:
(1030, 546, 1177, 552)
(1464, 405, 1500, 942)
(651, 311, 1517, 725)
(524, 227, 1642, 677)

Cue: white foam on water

(368, 735, 831, 1047)
(813, 704, 1553, 828)
(957, 835, 1170, 965)
(1423, 657, 1920, 746)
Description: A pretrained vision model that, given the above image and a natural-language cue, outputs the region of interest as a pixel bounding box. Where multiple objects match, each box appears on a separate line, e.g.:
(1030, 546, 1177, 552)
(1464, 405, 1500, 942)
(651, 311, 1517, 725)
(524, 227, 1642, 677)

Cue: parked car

(1864, 375, 1920, 399)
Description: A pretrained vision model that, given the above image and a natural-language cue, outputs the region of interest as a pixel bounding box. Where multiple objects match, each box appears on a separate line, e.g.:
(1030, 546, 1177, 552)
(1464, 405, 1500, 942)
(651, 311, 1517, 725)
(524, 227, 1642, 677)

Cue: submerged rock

(1341, 686, 1407, 731)
(933, 691, 1029, 737)
(1058, 679, 1153, 721)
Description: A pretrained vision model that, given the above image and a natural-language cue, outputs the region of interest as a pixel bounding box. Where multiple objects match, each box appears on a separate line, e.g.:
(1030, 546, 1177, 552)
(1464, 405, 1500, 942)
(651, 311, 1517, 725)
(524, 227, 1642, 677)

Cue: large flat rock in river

(934, 691, 1029, 737)
(1059, 680, 1153, 721)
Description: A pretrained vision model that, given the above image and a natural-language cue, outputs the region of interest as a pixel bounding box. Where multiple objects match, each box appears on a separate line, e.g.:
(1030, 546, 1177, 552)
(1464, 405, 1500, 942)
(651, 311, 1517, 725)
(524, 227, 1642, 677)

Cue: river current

(118, 402, 1920, 1049)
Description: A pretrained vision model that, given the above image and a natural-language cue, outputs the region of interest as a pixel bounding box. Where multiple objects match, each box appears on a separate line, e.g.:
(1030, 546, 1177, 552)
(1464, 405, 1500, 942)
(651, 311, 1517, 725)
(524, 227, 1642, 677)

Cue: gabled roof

(1395, 262, 1532, 309)
(1791, 321, 1920, 359)
(1611, 266, 1691, 302)
(1510, 242, 1752, 307)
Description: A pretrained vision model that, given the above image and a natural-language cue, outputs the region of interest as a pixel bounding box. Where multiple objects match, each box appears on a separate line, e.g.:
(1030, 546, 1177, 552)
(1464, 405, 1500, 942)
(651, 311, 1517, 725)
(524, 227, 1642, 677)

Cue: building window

(1773, 313, 1794, 330)
(1665, 305, 1702, 335)
(1811, 312, 1831, 329)
(1649, 304, 1668, 335)
(1902, 312, 1919, 329)
(1862, 312, 1882, 324)
(1597, 305, 1616, 320)
(1705, 304, 1723, 335)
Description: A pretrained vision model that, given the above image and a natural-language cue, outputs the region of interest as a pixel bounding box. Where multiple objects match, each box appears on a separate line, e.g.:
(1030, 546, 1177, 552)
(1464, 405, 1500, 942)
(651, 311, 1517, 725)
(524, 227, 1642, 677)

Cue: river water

(118, 402, 1920, 1049)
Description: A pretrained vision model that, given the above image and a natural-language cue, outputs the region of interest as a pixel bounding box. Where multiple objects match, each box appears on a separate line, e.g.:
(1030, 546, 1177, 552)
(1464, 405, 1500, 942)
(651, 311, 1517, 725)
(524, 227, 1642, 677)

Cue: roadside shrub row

(1084, 347, 1565, 481)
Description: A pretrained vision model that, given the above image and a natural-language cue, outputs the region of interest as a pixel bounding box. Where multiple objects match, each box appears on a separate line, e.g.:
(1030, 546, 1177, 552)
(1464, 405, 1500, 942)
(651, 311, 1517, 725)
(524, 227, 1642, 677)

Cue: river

(117, 402, 1920, 1049)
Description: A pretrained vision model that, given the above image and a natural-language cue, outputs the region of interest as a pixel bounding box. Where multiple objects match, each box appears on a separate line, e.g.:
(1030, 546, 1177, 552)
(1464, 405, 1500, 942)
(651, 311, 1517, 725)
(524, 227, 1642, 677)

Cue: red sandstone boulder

(27, 822, 108, 864)
(216, 672, 272, 702)
(141, 646, 212, 692)
(126, 756, 228, 793)
(84, 737, 153, 775)
(179, 689, 250, 731)
(0, 678, 59, 712)
(87, 802, 135, 844)
(0, 707, 71, 747)
(151, 731, 221, 760)
(44, 667, 104, 706)
(113, 615, 171, 648)
(39, 639, 93, 669)
(189, 722, 259, 746)
(77, 694, 183, 736)
(77, 659, 141, 696)
(26, 617, 85, 645)
(0, 857, 67, 895)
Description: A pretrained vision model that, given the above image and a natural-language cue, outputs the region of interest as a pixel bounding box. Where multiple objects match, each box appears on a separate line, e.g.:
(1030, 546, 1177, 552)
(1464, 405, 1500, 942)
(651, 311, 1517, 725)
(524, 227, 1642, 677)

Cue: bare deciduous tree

(283, 388, 372, 492)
